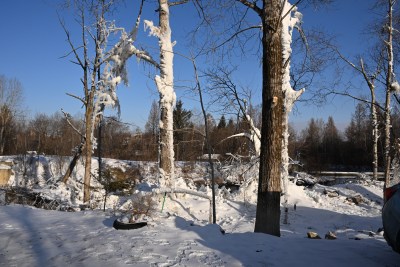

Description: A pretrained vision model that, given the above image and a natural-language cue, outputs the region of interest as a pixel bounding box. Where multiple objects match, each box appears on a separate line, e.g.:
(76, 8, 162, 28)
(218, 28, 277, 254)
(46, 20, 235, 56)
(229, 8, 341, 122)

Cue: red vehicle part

(385, 184, 400, 202)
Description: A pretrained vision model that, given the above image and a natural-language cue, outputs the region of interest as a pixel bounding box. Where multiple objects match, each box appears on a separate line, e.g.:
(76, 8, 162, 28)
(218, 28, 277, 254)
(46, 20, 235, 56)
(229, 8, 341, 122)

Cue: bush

(99, 165, 140, 194)
(127, 194, 156, 222)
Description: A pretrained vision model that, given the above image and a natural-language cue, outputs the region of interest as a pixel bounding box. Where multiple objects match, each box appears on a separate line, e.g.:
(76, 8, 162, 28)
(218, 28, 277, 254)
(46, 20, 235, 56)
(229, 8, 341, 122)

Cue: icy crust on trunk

(144, 1, 176, 188)
(281, 2, 304, 198)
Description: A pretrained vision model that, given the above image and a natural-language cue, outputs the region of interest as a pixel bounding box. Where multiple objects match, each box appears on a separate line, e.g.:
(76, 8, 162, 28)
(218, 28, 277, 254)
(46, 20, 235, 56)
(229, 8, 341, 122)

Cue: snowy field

(0, 156, 400, 266)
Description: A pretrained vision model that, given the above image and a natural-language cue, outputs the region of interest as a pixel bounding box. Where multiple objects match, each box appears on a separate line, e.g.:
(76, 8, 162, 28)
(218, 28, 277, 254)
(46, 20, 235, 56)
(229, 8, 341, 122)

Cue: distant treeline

(4, 100, 400, 172)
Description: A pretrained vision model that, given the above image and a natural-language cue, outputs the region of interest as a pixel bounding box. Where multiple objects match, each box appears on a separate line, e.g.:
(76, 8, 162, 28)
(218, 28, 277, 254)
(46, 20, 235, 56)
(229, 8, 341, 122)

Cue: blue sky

(0, 0, 379, 131)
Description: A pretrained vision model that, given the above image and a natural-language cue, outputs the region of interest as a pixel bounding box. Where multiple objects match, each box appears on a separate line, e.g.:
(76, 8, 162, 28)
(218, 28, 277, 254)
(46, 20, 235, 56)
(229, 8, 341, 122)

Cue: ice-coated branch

(129, 0, 144, 43)
(144, 20, 161, 38)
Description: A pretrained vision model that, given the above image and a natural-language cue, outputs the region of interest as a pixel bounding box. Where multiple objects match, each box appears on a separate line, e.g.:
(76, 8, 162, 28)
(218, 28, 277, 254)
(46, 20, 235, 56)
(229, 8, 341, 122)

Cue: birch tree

(332, 49, 381, 180)
(384, 0, 396, 196)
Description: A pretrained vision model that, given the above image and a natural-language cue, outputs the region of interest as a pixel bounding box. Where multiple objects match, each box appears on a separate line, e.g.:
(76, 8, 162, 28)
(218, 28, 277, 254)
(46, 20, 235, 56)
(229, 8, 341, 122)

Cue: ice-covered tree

(60, 0, 145, 203)
(136, 0, 191, 188)
(148, 0, 176, 188)
(281, 1, 304, 194)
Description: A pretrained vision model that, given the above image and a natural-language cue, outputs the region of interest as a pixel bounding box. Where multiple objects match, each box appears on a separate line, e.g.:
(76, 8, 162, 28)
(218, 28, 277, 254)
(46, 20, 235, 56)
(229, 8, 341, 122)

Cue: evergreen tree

(322, 116, 342, 167)
(217, 115, 227, 129)
(144, 100, 160, 137)
(173, 100, 192, 132)
(173, 100, 193, 160)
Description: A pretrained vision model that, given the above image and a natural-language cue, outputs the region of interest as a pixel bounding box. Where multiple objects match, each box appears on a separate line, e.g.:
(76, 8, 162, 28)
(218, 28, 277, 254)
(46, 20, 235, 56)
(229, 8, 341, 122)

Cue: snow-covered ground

(0, 155, 399, 266)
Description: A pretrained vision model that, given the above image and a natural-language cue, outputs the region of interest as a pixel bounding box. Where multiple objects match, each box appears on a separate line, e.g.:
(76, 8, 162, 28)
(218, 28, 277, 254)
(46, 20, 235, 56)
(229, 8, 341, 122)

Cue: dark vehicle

(382, 183, 400, 253)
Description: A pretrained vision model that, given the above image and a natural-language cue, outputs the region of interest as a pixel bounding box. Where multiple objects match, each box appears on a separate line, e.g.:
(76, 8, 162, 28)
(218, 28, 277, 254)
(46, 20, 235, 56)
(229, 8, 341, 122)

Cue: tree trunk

(156, 0, 176, 188)
(62, 141, 84, 183)
(255, 0, 283, 237)
(0, 125, 5, 155)
(370, 90, 379, 181)
(193, 58, 216, 223)
(83, 89, 95, 203)
(384, 0, 394, 199)
(281, 2, 304, 199)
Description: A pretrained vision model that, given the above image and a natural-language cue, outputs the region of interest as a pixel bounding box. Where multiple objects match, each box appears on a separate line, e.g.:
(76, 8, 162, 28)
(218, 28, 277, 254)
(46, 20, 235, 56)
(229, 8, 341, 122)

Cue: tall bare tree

(384, 0, 396, 196)
(60, 0, 145, 203)
(332, 49, 382, 180)
(136, 0, 191, 187)
(0, 76, 23, 155)
(143, 0, 178, 187)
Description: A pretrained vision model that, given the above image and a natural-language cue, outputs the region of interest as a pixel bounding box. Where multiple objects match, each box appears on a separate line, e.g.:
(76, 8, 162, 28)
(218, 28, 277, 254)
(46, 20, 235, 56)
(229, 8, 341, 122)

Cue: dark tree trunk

(254, 0, 283, 237)
(62, 141, 84, 183)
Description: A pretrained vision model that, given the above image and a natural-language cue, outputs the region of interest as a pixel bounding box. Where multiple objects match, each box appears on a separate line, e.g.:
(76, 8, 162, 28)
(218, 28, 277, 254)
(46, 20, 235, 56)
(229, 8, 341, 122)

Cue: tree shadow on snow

(173, 205, 400, 266)
(1, 206, 53, 266)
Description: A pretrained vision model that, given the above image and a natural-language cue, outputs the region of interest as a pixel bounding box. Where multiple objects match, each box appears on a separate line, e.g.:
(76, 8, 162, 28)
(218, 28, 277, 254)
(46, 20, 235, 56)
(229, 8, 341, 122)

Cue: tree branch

(214, 25, 262, 51)
(169, 0, 189, 7)
(66, 92, 87, 106)
(59, 15, 85, 70)
(61, 109, 85, 140)
(236, 0, 262, 17)
(328, 91, 384, 112)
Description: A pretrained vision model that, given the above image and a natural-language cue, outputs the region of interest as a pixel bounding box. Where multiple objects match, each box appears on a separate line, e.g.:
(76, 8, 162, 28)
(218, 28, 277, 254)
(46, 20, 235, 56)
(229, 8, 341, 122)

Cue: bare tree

(193, 0, 328, 235)
(0, 76, 23, 155)
(383, 0, 396, 197)
(134, 0, 191, 187)
(332, 47, 382, 180)
(60, 0, 145, 203)
(142, 0, 178, 188)
(192, 57, 217, 223)
(205, 67, 261, 157)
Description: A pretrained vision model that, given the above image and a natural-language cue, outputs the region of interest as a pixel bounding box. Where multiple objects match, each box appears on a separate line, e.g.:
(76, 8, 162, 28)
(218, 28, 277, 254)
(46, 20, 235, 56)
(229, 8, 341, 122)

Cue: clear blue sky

(0, 0, 379, 132)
